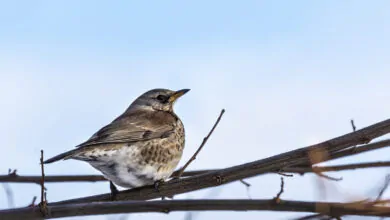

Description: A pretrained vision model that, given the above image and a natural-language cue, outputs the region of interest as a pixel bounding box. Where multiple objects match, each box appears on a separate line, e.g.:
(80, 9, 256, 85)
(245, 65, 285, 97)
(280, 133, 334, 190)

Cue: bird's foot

(154, 179, 165, 192)
(109, 181, 119, 201)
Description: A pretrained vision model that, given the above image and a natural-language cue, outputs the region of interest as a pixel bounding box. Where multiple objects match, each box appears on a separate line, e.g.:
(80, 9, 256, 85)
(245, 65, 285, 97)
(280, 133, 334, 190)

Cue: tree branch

(39, 150, 48, 217)
(351, 119, 356, 132)
(2, 199, 390, 219)
(376, 174, 390, 201)
(1, 138, 389, 185)
(295, 213, 332, 220)
(0, 170, 212, 184)
(1, 184, 14, 208)
(297, 138, 390, 167)
(273, 177, 284, 203)
(0, 174, 106, 184)
(175, 109, 225, 178)
(2, 160, 390, 185)
(282, 161, 390, 174)
(49, 117, 390, 205)
(39, 150, 45, 205)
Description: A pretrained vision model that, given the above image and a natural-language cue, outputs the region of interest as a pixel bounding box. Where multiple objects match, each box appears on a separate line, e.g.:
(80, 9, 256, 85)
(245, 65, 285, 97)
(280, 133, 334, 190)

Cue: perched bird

(44, 88, 189, 196)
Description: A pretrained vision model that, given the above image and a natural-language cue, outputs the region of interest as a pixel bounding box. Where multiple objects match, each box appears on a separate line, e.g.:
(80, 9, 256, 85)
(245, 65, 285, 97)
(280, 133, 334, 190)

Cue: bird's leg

(154, 179, 167, 200)
(154, 179, 165, 192)
(109, 181, 119, 201)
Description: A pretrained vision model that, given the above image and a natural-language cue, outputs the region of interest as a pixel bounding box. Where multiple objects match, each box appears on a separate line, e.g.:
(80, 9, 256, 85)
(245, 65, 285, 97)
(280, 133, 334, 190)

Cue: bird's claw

(154, 179, 165, 192)
(109, 181, 119, 201)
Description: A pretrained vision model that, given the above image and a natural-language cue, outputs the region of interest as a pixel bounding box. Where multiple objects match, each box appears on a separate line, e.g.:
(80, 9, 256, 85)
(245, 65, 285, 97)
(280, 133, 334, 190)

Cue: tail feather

(43, 149, 78, 164)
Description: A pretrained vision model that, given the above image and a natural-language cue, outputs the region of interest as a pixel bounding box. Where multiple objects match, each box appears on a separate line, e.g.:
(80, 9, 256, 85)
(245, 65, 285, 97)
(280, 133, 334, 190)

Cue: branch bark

(3, 160, 390, 184)
(0, 170, 211, 184)
(50, 118, 390, 205)
(2, 199, 390, 220)
(1, 140, 389, 186)
(0, 175, 106, 184)
(1, 139, 389, 185)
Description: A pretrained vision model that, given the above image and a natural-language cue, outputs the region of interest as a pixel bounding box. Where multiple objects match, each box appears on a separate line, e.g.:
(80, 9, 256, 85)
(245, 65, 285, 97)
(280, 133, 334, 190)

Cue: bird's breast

(87, 119, 185, 188)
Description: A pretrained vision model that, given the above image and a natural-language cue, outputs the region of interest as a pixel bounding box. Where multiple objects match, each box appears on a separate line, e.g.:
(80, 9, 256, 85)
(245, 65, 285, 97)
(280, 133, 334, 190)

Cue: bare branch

(273, 177, 285, 203)
(351, 119, 356, 132)
(0, 170, 215, 184)
(8, 169, 17, 177)
(40, 150, 45, 204)
(2, 160, 390, 185)
(49, 118, 390, 204)
(284, 161, 390, 174)
(276, 171, 294, 177)
(175, 109, 225, 178)
(0, 118, 389, 220)
(39, 150, 48, 217)
(0, 174, 106, 184)
(27, 196, 37, 207)
(239, 179, 251, 187)
(239, 179, 252, 199)
(298, 139, 390, 167)
(376, 174, 390, 201)
(2, 183, 14, 208)
(2, 199, 390, 219)
(1, 139, 389, 185)
(295, 213, 332, 220)
(314, 172, 342, 181)
(1, 116, 390, 220)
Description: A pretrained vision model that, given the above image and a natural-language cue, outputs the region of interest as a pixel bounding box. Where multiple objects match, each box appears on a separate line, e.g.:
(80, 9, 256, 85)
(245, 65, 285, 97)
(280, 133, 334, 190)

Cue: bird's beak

(169, 89, 190, 103)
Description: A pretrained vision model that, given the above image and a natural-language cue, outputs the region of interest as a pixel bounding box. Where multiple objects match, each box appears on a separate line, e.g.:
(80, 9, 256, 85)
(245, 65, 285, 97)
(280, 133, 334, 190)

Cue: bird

(44, 88, 190, 197)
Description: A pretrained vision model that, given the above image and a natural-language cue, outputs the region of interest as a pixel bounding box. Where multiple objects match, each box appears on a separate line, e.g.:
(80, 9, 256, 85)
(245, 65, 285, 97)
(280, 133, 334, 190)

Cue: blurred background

(1, 1, 390, 219)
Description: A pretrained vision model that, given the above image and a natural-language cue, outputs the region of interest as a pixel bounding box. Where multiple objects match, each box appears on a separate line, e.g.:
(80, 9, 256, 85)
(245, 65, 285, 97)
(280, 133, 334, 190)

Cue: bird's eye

(156, 95, 168, 103)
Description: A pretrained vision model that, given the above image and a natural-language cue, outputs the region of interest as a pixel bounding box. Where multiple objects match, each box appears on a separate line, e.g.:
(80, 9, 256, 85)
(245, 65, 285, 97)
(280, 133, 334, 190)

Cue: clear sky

(1, 1, 390, 219)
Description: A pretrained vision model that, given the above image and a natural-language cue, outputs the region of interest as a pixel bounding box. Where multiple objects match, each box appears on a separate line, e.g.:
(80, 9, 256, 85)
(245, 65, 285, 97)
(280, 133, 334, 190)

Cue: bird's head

(131, 88, 190, 112)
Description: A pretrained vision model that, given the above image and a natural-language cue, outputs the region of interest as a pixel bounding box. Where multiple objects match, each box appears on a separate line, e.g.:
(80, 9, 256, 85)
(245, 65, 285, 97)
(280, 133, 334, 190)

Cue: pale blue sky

(1, 1, 390, 219)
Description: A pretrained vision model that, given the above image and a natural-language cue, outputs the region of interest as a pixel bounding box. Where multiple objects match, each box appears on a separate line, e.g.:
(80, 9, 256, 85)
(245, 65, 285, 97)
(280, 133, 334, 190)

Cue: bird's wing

(76, 111, 175, 148)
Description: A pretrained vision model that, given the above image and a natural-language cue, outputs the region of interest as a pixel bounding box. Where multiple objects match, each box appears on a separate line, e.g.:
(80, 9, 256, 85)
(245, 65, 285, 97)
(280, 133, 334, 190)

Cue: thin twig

(2, 183, 14, 208)
(276, 171, 294, 177)
(376, 174, 390, 201)
(274, 177, 284, 203)
(295, 213, 332, 220)
(312, 166, 343, 181)
(286, 161, 390, 173)
(314, 172, 343, 181)
(4, 169, 15, 208)
(239, 179, 252, 199)
(8, 169, 17, 177)
(28, 196, 37, 207)
(175, 109, 225, 178)
(295, 213, 326, 220)
(239, 179, 251, 187)
(351, 119, 356, 132)
(39, 150, 48, 216)
(184, 211, 193, 220)
(40, 150, 45, 204)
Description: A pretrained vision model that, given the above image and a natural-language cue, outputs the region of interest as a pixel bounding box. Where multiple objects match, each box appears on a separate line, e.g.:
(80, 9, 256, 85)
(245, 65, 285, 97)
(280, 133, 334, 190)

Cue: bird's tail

(43, 149, 79, 164)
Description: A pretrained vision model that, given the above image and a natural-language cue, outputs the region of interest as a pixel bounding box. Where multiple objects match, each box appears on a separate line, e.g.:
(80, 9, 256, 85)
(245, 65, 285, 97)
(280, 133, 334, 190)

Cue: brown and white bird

(44, 88, 189, 194)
